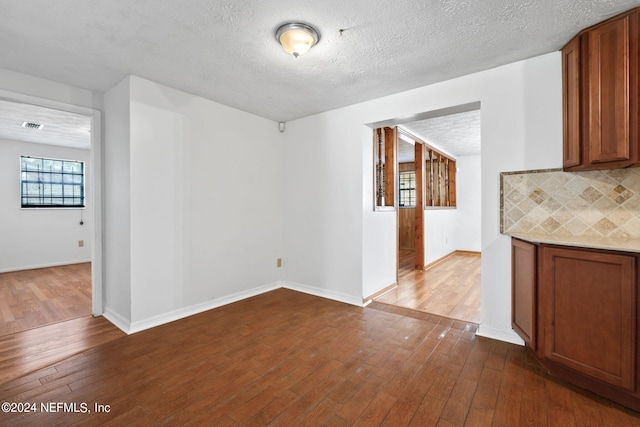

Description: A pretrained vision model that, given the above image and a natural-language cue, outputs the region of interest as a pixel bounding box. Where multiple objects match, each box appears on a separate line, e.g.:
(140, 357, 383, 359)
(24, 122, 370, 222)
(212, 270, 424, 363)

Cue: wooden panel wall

(399, 162, 415, 249)
(399, 208, 415, 249)
(399, 162, 415, 173)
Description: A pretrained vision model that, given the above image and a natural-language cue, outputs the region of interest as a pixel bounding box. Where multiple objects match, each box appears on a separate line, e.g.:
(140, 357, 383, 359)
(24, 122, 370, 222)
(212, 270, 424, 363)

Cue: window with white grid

(20, 156, 85, 208)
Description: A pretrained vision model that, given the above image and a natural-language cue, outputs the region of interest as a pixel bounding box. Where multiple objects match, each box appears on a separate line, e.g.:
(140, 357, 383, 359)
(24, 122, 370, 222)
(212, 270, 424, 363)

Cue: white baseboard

(0, 259, 92, 273)
(103, 282, 283, 334)
(282, 281, 364, 307)
(100, 281, 365, 335)
(102, 307, 132, 334)
(475, 324, 525, 346)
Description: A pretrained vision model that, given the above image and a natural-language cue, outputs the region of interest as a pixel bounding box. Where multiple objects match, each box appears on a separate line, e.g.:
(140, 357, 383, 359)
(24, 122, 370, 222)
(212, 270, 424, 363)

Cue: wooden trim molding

(455, 250, 482, 256)
(363, 282, 398, 304)
(424, 250, 481, 271)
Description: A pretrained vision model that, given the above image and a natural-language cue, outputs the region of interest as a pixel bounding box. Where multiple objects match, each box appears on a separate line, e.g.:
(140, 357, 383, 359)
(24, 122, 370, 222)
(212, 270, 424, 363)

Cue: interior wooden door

(396, 128, 425, 273)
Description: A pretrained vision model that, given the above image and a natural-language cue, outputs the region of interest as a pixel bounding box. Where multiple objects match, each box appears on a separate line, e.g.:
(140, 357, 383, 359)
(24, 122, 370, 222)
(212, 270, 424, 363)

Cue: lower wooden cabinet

(511, 238, 537, 350)
(511, 238, 640, 409)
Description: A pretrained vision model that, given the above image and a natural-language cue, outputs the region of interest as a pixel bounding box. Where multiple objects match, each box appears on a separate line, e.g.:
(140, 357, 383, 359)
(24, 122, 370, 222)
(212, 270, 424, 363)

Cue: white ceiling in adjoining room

(0, 99, 91, 149)
(1, 0, 639, 122)
(397, 137, 415, 165)
(400, 110, 481, 161)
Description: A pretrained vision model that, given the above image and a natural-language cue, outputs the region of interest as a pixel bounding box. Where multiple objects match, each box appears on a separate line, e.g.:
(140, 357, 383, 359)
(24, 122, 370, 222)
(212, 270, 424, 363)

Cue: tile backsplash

(501, 168, 640, 238)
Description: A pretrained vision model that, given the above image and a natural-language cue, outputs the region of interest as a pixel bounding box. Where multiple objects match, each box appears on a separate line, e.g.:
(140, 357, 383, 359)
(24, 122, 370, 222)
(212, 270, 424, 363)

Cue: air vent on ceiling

(21, 121, 44, 130)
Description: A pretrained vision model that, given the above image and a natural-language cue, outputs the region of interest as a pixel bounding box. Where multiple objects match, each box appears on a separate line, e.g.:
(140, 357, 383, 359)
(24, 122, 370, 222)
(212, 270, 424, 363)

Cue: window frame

(398, 170, 416, 208)
(20, 155, 86, 209)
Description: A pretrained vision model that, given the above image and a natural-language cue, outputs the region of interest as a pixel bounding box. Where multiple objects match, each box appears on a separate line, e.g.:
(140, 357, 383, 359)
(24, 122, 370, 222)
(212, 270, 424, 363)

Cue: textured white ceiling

(1, 1, 639, 122)
(400, 110, 481, 161)
(0, 100, 91, 149)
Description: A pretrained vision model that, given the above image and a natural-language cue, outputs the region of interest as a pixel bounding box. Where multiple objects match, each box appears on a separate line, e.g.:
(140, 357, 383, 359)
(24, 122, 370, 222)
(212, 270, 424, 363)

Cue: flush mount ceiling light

(275, 22, 320, 58)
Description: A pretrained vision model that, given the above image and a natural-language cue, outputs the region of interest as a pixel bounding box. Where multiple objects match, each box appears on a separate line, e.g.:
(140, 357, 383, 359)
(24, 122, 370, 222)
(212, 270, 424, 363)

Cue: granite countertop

(508, 232, 640, 253)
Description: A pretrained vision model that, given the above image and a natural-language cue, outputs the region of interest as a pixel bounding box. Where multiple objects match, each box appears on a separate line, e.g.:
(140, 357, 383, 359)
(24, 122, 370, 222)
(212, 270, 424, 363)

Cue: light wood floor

(376, 249, 481, 324)
(1, 288, 639, 425)
(0, 263, 92, 337)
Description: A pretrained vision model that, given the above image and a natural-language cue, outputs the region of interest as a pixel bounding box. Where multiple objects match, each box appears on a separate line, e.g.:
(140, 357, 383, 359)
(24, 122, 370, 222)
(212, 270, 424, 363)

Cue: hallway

(375, 249, 481, 323)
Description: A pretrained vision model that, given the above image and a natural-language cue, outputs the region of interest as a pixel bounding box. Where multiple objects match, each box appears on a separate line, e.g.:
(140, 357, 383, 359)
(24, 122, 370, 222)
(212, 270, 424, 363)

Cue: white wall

(103, 77, 132, 322)
(282, 112, 366, 305)
(104, 76, 285, 330)
(423, 155, 481, 265)
(454, 155, 482, 251)
(0, 139, 91, 272)
(284, 52, 562, 344)
(423, 210, 457, 266)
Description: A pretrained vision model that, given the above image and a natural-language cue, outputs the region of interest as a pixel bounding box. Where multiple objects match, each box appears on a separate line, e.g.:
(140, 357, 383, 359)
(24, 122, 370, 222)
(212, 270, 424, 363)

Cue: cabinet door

(587, 15, 631, 165)
(542, 247, 636, 390)
(512, 239, 537, 349)
(562, 36, 582, 169)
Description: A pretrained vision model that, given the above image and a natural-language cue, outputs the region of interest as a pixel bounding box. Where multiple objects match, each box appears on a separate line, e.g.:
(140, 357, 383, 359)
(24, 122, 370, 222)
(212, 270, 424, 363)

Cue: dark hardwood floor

(1, 288, 639, 426)
(376, 250, 481, 324)
(0, 263, 92, 336)
(0, 315, 124, 384)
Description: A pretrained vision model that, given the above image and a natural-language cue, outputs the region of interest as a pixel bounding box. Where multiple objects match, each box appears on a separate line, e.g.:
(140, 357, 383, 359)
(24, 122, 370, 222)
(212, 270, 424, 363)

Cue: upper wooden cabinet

(562, 8, 640, 170)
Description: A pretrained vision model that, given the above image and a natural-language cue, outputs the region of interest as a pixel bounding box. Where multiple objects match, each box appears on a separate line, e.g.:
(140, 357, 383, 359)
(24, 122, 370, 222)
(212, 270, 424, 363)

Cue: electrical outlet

(78, 240, 84, 247)
(277, 258, 282, 268)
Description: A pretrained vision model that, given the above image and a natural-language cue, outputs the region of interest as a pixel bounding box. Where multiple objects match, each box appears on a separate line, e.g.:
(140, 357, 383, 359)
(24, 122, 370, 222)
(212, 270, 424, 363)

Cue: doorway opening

(370, 102, 482, 324)
(0, 92, 102, 337)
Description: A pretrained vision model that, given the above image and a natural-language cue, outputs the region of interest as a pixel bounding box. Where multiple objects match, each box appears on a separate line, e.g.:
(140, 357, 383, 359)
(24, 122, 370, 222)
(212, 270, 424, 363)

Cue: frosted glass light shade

(275, 23, 319, 57)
